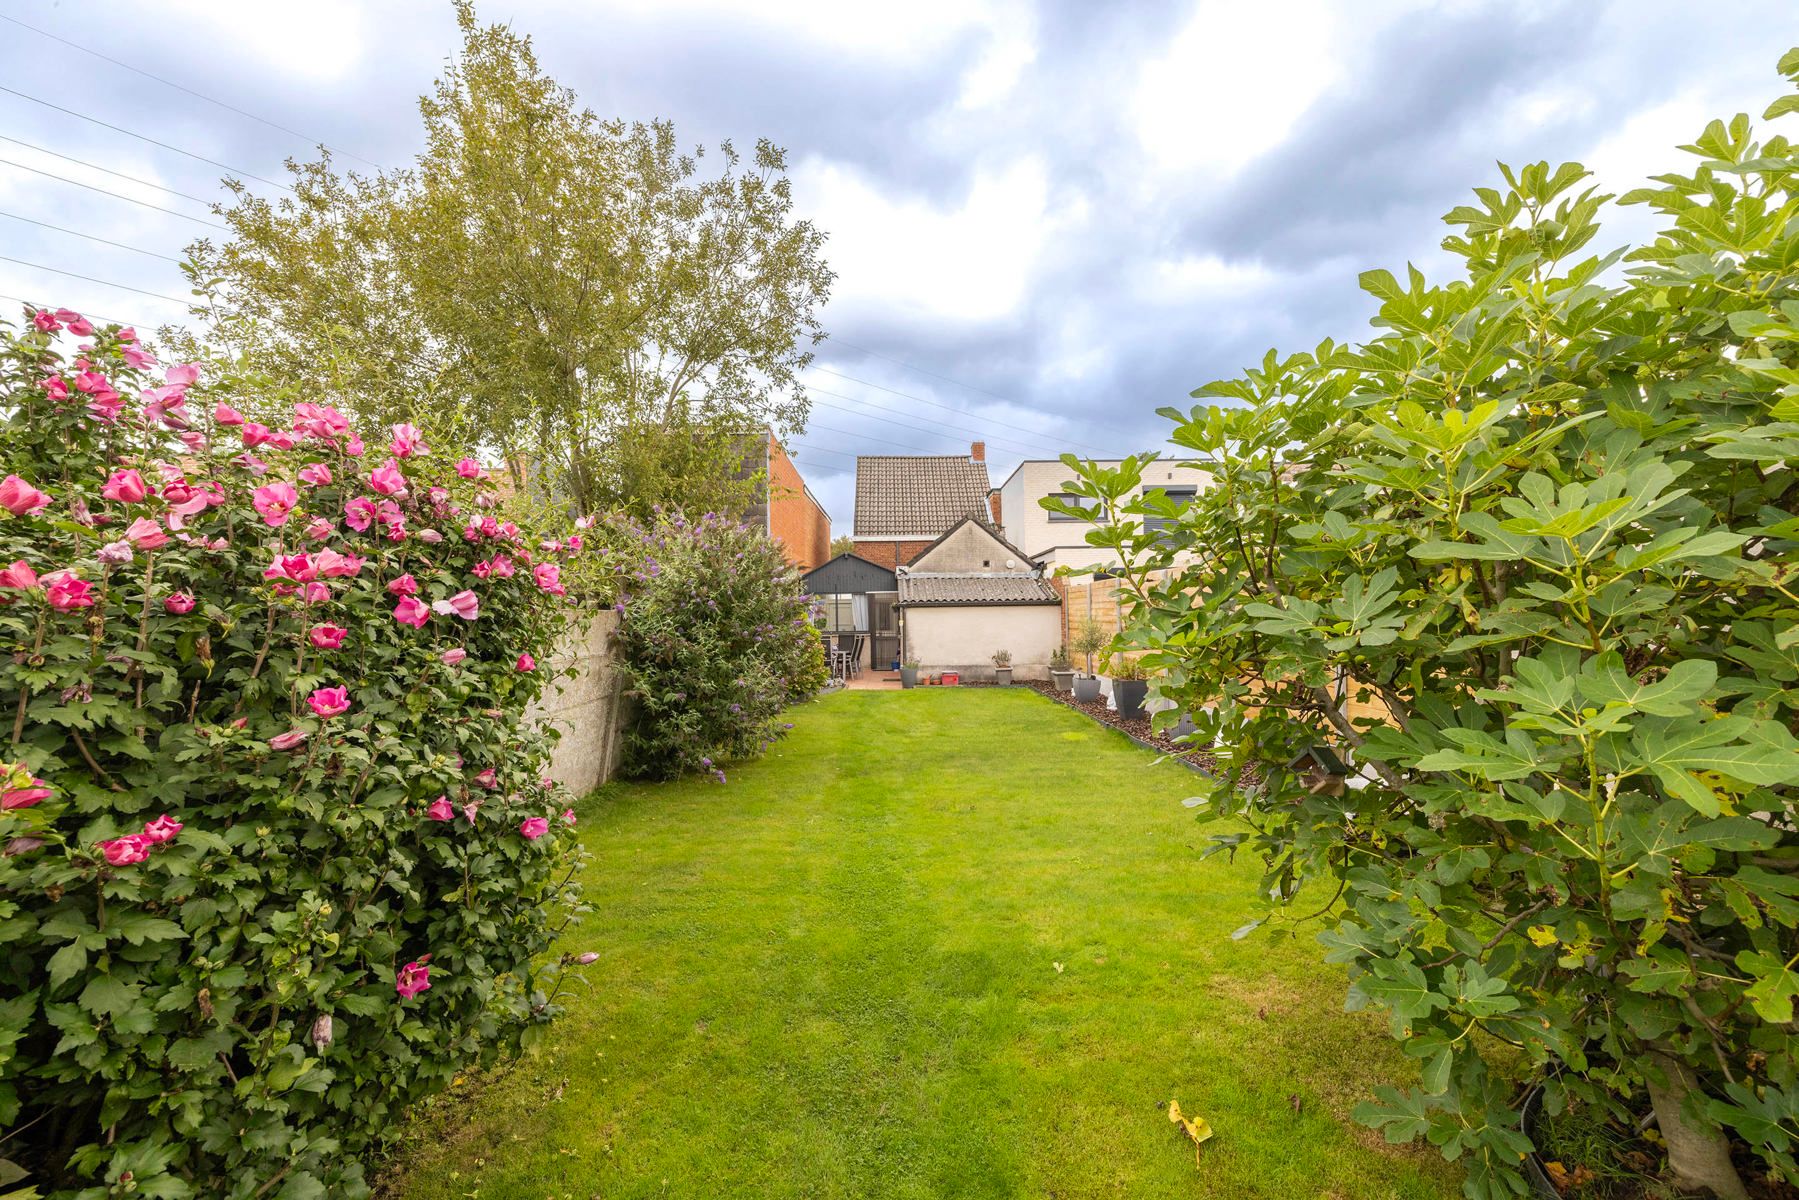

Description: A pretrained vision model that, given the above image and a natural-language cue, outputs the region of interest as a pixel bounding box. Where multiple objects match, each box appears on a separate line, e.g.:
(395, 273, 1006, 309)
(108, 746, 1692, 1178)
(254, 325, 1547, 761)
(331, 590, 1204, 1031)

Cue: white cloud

(1131, 0, 1346, 176)
(797, 155, 1053, 323)
(1150, 253, 1275, 300)
(592, 0, 1000, 59)
(955, 5, 1037, 110)
(162, 0, 372, 83)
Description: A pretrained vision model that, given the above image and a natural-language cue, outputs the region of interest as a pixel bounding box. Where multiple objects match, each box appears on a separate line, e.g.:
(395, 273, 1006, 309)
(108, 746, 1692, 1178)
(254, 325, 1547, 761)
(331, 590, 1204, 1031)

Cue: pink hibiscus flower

(395, 958, 432, 999)
(252, 482, 299, 527)
(308, 686, 350, 718)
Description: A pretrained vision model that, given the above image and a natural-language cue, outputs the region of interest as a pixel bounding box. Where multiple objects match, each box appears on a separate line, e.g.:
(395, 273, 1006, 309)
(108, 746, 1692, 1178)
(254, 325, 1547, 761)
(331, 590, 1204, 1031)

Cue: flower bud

(310, 1013, 334, 1048)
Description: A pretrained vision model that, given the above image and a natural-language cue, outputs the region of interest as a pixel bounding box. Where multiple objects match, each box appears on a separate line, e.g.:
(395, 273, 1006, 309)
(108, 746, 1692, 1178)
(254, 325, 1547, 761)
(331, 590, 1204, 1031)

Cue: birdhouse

(1288, 744, 1350, 796)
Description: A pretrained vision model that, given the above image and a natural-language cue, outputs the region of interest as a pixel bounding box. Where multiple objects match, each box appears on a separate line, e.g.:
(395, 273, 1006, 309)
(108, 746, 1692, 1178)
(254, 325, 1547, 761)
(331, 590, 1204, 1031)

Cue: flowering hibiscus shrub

(610, 511, 825, 780)
(0, 306, 592, 1198)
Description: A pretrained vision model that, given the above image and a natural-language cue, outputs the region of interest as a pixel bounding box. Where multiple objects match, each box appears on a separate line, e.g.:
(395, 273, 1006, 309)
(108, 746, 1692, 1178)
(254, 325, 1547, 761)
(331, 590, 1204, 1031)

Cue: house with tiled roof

(851, 441, 998, 568)
(896, 516, 1063, 681)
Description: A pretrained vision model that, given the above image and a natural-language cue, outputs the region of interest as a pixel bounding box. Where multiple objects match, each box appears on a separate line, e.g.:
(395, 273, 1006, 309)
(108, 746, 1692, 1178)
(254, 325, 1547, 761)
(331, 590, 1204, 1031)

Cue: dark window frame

(1046, 492, 1101, 522)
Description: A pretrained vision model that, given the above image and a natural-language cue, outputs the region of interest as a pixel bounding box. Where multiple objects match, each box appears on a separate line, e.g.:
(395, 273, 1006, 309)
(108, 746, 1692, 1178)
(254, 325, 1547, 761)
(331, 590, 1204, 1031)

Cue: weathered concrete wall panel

(528, 610, 630, 795)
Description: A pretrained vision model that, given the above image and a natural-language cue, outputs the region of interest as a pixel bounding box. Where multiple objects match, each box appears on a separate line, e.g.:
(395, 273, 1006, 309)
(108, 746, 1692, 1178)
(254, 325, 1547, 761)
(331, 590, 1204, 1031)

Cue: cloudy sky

(2, 0, 1794, 531)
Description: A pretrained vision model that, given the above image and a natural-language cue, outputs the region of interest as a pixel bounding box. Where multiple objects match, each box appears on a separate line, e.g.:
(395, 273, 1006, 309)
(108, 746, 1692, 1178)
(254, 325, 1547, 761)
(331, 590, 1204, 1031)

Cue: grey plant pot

(1072, 675, 1101, 703)
(900, 667, 918, 688)
(1171, 713, 1198, 740)
(1112, 679, 1149, 720)
(995, 667, 1013, 686)
(1050, 669, 1075, 692)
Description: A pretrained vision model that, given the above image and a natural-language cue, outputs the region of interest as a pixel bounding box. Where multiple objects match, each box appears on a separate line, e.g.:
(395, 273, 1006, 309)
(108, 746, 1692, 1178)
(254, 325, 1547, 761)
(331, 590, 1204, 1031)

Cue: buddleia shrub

(0, 305, 592, 1199)
(610, 510, 825, 781)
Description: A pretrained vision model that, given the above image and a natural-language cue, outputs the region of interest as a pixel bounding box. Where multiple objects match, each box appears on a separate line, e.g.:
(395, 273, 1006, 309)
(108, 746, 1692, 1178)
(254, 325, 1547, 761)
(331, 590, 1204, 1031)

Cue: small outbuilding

(896, 518, 1063, 681)
(801, 552, 899, 671)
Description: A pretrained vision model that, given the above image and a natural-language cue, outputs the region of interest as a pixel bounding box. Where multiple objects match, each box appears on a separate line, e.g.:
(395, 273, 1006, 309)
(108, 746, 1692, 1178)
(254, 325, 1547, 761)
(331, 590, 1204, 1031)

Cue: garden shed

(896, 518, 1063, 681)
(801, 551, 899, 671)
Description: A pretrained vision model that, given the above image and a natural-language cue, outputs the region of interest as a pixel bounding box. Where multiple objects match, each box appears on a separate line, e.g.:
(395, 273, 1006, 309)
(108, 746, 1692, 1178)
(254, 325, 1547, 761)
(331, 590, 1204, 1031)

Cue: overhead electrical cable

(0, 211, 184, 262)
(805, 381, 1089, 458)
(0, 133, 223, 205)
(0, 85, 296, 193)
(0, 158, 230, 229)
(810, 362, 1113, 456)
(0, 14, 384, 170)
(0, 291, 144, 329)
(0, 256, 197, 306)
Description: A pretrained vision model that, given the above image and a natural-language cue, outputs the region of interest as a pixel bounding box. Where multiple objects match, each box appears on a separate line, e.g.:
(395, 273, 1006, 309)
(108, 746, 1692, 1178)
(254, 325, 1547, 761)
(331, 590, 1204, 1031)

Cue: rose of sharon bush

(0, 307, 593, 1198)
(610, 510, 827, 781)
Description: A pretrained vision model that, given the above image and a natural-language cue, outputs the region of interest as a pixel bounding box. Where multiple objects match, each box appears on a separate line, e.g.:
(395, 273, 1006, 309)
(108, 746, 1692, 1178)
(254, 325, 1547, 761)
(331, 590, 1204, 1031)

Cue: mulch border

(1013, 679, 1220, 778)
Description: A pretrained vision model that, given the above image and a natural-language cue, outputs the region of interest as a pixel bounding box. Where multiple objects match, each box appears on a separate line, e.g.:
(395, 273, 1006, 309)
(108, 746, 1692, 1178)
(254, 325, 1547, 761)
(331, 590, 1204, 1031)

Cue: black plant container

(1113, 678, 1148, 719)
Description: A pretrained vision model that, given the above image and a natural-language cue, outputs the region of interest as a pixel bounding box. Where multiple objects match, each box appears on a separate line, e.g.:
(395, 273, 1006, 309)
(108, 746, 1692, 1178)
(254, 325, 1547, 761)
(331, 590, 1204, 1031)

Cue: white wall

(903, 605, 1064, 680)
(995, 459, 1215, 560)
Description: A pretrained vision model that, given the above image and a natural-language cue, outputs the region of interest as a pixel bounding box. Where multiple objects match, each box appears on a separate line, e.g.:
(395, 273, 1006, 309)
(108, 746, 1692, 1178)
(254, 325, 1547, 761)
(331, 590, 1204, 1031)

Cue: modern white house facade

(991, 459, 1216, 572)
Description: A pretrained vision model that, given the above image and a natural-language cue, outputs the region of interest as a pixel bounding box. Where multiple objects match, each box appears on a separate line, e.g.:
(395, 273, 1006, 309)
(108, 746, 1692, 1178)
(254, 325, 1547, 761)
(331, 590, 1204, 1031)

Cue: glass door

(868, 592, 898, 670)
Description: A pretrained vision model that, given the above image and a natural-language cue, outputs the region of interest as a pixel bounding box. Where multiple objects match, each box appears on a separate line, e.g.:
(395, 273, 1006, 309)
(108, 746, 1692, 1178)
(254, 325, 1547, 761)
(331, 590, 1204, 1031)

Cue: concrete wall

(904, 604, 1064, 680)
(527, 610, 630, 795)
(994, 459, 1216, 561)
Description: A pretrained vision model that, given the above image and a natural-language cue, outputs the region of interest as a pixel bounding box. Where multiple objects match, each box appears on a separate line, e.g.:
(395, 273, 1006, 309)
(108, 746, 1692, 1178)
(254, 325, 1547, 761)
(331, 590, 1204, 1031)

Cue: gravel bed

(1018, 679, 1229, 775)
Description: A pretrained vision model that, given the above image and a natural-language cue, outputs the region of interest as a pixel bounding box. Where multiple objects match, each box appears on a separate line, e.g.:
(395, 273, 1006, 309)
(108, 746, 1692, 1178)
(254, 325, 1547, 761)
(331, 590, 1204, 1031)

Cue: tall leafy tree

(185, 1, 832, 515)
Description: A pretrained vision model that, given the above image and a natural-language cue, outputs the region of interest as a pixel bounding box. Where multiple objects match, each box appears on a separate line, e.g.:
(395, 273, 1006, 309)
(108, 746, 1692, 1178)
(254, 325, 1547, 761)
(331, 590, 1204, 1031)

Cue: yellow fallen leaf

(1168, 1098, 1213, 1164)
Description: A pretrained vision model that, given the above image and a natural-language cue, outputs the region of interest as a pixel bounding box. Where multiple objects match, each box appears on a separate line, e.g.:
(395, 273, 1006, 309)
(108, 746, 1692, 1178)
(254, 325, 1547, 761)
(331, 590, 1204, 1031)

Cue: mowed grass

(381, 687, 1455, 1199)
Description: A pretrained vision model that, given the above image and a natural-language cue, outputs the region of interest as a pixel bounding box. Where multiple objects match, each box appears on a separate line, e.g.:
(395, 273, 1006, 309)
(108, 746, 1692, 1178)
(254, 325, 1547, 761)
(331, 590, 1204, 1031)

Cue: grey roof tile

(854, 455, 992, 537)
(897, 575, 1062, 606)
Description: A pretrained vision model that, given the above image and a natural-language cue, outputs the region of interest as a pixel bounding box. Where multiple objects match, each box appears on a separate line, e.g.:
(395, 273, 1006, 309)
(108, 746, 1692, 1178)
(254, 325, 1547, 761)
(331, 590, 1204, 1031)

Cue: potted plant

(1070, 619, 1106, 703)
(899, 659, 920, 688)
(1049, 646, 1075, 692)
(992, 648, 1013, 686)
(1107, 654, 1150, 719)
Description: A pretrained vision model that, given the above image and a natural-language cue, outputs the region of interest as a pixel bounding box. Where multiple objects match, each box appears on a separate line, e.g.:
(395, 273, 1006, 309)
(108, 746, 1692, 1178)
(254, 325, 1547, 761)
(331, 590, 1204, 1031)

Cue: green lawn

(380, 688, 1455, 1199)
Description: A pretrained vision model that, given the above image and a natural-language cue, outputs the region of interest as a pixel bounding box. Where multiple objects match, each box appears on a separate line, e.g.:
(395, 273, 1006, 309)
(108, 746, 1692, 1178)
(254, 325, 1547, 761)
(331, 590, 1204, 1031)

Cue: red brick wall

(852, 539, 936, 569)
(767, 437, 830, 572)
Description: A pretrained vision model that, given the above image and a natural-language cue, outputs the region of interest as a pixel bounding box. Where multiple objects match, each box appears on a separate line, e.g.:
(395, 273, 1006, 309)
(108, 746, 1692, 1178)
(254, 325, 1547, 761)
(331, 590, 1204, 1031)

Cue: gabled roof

(853, 454, 992, 537)
(897, 575, 1062, 606)
(907, 515, 1036, 572)
(801, 552, 897, 594)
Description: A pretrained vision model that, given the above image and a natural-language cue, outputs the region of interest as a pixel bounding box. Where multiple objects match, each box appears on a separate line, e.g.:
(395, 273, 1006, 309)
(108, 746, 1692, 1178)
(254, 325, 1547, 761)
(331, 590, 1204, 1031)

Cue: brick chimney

(987, 491, 1002, 525)
(970, 440, 985, 462)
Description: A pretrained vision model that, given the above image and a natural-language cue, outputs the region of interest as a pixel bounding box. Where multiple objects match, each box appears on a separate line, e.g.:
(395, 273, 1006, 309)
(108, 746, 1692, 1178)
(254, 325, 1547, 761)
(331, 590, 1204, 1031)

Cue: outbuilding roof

(897, 574, 1062, 606)
(854, 454, 992, 537)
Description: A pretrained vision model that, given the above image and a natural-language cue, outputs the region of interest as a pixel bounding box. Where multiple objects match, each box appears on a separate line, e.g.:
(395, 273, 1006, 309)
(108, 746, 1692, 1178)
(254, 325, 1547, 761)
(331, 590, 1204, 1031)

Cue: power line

(806, 380, 1084, 458)
(810, 362, 1112, 456)
(0, 292, 151, 330)
(0, 211, 184, 262)
(0, 158, 229, 229)
(0, 85, 295, 193)
(826, 335, 1038, 409)
(806, 390, 1070, 460)
(0, 256, 196, 307)
(0, 133, 222, 206)
(802, 419, 942, 455)
(0, 14, 384, 171)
